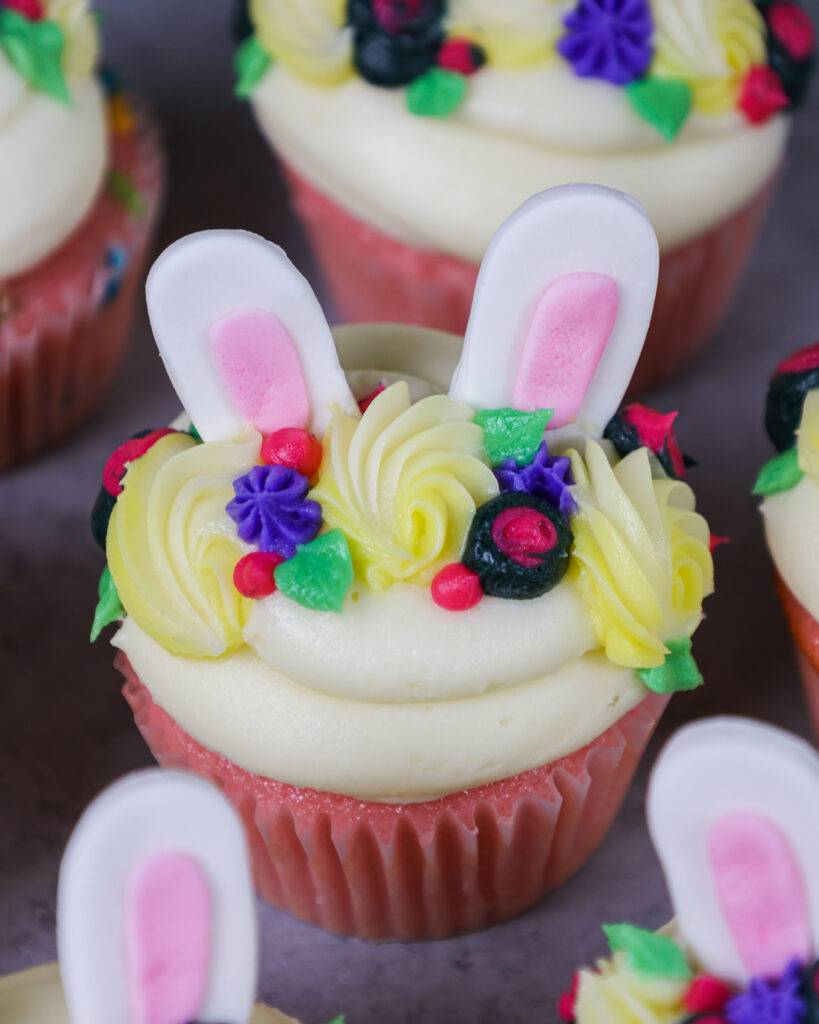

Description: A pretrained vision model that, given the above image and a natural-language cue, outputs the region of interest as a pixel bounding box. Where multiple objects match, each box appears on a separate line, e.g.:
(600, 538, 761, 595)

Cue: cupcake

(757, 341, 819, 737)
(234, 0, 814, 392)
(0, 0, 163, 470)
(91, 184, 715, 940)
(559, 716, 819, 1024)
(2, 769, 296, 1024)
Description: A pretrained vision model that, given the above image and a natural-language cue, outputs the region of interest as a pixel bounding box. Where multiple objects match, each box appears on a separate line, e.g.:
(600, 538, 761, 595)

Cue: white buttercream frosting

(762, 475, 819, 623)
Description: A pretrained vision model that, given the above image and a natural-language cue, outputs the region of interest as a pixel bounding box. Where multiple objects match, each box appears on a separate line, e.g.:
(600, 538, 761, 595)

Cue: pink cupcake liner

(119, 651, 668, 940)
(0, 100, 164, 470)
(282, 162, 777, 394)
(775, 572, 819, 737)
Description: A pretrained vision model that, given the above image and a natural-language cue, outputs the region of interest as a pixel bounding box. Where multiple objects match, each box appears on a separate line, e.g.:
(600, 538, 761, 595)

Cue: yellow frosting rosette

(567, 440, 713, 670)
(445, 0, 563, 68)
(45, 0, 100, 77)
(574, 951, 690, 1023)
(310, 381, 499, 591)
(797, 390, 819, 481)
(249, 0, 353, 85)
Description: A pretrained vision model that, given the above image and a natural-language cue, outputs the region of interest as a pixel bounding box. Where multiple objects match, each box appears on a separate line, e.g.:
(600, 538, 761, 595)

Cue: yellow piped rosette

(249, 0, 353, 85)
(797, 390, 819, 480)
(45, 0, 100, 77)
(574, 951, 690, 1023)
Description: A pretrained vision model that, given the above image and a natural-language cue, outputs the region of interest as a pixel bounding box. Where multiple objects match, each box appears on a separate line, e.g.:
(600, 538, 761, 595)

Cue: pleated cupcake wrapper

(775, 571, 819, 737)
(281, 161, 777, 395)
(118, 651, 668, 940)
(0, 102, 164, 469)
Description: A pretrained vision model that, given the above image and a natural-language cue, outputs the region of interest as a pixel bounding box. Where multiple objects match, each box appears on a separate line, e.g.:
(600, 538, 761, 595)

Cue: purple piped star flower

(494, 441, 577, 518)
(725, 959, 807, 1024)
(226, 465, 322, 559)
(558, 0, 654, 86)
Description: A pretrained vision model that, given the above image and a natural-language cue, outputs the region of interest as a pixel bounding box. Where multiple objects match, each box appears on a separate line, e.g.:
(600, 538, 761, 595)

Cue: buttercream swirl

(445, 0, 564, 67)
(45, 0, 100, 78)
(574, 951, 689, 1023)
(106, 431, 260, 658)
(310, 381, 499, 590)
(249, 0, 353, 84)
(567, 439, 713, 669)
(651, 0, 767, 115)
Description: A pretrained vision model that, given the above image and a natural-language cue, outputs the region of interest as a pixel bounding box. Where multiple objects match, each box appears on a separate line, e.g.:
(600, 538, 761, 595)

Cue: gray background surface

(2, 2, 819, 1020)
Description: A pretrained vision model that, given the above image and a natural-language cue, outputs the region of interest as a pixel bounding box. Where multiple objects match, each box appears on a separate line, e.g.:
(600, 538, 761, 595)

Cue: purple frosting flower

(226, 465, 322, 559)
(494, 441, 577, 518)
(725, 959, 807, 1024)
(558, 0, 654, 86)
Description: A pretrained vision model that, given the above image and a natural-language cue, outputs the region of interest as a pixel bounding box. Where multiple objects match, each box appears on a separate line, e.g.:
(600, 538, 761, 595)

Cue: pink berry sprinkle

(233, 551, 285, 599)
(684, 976, 733, 1014)
(557, 972, 581, 1022)
(431, 564, 483, 611)
(491, 506, 557, 568)
(437, 38, 485, 76)
(102, 428, 176, 497)
(260, 428, 323, 479)
(738, 65, 789, 124)
(768, 2, 815, 61)
(5, 0, 44, 18)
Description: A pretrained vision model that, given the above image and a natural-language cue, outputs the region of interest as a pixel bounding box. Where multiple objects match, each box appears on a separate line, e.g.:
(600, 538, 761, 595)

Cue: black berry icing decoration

(756, 0, 816, 108)
(765, 342, 819, 452)
(348, 0, 446, 87)
(462, 492, 573, 600)
(604, 404, 695, 479)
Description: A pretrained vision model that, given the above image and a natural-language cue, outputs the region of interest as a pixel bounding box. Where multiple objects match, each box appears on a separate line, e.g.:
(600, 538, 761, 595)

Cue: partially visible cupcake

(0, 1, 163, 469)
(559, 716, 819, 1024)
(234, 0, 814, 392)
(757, 341, 819, 737)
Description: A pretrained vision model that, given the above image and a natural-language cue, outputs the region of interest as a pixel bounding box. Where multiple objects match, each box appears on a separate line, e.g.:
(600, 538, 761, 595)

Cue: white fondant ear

(647, 718, 819, 986)
(146, 230, 359, 442)
(57, 770, 258, 1024)
(449, 185, 659, 445)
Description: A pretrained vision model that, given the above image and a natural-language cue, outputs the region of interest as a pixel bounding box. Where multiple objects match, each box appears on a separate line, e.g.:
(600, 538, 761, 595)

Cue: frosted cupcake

(559, 717, 819, 1024)
(0, 0, 163, 469)
(757, 341, 819, 737)
(2, 769, 296, 1024)
(91, 184, 714, 940)
(234, 0, 814, 391)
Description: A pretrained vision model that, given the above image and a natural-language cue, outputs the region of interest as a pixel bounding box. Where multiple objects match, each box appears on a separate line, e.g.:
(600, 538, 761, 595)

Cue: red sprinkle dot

(102, 428, 176, 497)
(5, 0, 44, 18)
(738, 65, 789, 124)
(431, 564, 483, 611)
(683, 976, 733, 1014)
(709, 534, 730, 554)
(491, 506, 557, 568)
(358, 384, 386, 414)
(557, 972, 581, 1022)
(233, 551, 285, 599)
(260, 428, 323, 479)
(437, 38, 484, 76)
(768, 2, 815, 61)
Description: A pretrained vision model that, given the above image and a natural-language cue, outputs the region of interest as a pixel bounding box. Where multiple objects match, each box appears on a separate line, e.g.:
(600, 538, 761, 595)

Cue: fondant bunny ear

(449, 185, 659, 444)
(647, 717, 819, 987)
(57, 769, 258, 1024)
(146, 230, 359, 442)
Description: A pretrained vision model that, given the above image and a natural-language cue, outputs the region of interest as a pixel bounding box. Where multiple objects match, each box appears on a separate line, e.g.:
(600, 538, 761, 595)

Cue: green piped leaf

(274, 530, 354, 612)
(406, 68, 468, 118)
(234, 34, 272, 99)
(90, 566, 124, 642)
(637, 636, 703, 695)
(603, 923, 692, 980)
(626, 77, 692, 140)
(107, 169, 145, 216)
(0, 10, 69, 104)
(753, 447, 804, 497)
(475, 407, 554, 466)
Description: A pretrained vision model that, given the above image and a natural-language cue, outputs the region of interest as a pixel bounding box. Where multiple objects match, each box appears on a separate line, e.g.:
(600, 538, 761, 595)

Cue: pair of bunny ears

(147, 185, 659, 446)
(648, 717, 819, 987)
(57, 771, 257, 1024)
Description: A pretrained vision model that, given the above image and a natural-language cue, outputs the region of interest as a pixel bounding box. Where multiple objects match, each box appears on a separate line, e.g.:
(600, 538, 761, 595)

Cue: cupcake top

(757, 341, 819, 621)
(236, 0, 814, 257)
(92, 184, 714, 803)
(0, 0, 107, 279)
(560, 716, 819, 1024)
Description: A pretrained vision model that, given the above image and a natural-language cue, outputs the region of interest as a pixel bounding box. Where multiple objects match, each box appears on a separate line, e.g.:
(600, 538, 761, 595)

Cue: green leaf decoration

(90, 566, 124, 642)
(321, 1018, 346, 1024)
(637, 636, 703, 695)
(0, 10, 70, 104)
(234, 34, 272, 99)
(475, 407, 554, 466)
(274, 530, 354, 612)
(753, 447, 804, 497)
(107, 169, 146, 217)
(625, 77, 692, 141)
(603, 923, 692, 980)
(406, 68, 468, 118)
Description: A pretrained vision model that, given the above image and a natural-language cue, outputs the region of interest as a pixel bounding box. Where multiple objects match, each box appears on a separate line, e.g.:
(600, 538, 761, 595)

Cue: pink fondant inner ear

(709, 813, 812, 978)
(210, 309, 310, 435)
(124, 852, 211, 1024)
(513, 273, 618, 428)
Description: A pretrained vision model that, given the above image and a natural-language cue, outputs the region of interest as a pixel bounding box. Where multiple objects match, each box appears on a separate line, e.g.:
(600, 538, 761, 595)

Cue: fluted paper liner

(775, 572, 819, 737)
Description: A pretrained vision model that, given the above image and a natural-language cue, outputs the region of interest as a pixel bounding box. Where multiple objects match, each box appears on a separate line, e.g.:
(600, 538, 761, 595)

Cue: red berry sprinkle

(102, 428, 177, 497)
(358, 383, 386, 414)
(431, 564, 483, 611)
(260, 428, 323, 479)
(557, 972, 581, 1022)
(233, 551, 285, 599)
(437, 38, 485, 76)
(768, 2, 815, 61)
(491, 506, 557, 568)
(777, 340, 819, 377)
(684, 976, 733, 1014)
(709, 534, 730, 554)
(738, 65, 790, 124)
(5, 0, 44, 18)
